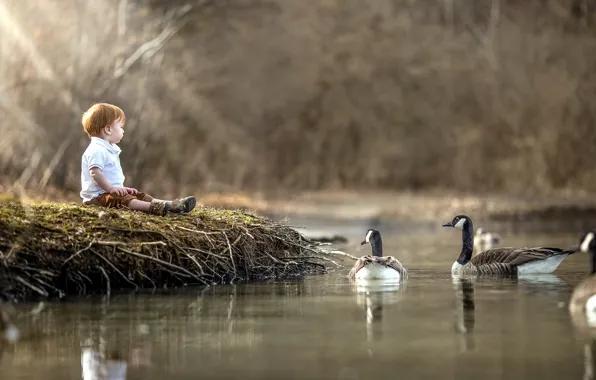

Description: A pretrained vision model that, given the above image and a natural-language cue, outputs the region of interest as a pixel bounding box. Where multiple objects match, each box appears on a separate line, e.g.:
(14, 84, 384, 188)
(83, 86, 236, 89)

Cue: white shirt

(80, 137, 125, 202)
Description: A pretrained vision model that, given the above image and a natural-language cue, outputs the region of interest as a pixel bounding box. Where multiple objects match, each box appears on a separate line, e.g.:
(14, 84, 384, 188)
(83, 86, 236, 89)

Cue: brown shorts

(84, 192, 154, 209)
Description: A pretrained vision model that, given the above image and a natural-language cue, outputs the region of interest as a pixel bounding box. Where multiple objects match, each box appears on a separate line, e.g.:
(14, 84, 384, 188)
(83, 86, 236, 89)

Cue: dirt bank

(0, 200, 331, 302)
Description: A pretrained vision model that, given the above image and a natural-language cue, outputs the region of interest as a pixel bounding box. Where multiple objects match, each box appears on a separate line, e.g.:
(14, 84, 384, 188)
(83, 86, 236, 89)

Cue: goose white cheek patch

(365, 230, 373, 243)
(453, 218, 467, 230)
(581, 232, 595, 253)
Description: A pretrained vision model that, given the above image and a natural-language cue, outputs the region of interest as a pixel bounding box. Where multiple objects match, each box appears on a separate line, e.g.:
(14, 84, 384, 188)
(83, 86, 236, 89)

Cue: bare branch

(113, 5, 193, 78)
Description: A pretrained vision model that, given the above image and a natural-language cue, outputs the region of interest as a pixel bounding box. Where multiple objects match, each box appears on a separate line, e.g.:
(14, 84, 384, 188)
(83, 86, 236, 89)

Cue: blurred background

(1, 0, 596, 204)
(3, 4, 596, 378)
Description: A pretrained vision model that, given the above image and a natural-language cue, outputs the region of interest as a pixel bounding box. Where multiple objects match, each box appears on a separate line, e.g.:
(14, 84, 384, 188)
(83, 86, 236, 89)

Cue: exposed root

(325, 250, 359, 261)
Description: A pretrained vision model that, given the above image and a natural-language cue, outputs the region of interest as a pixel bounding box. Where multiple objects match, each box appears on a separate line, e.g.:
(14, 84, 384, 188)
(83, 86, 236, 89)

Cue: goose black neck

(370, 235, 383, 257)
(591, 251, 596, 275)
(457, 220, 474, 265)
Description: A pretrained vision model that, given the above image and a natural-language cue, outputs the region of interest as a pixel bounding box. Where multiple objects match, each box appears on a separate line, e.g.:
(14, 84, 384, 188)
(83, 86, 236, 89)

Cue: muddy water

(0, 222, 594, 380)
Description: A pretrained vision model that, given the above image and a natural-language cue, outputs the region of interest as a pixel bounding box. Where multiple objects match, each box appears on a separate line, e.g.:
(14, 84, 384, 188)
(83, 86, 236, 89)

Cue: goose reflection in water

(82, 341, 128, 380)
(0, 301, 19, 345)
(354, 281, 406, 342)
(451, 273, 568, 356)
(580, 340, 596, 380)
(567, 325, 596, 380)
(452, 277, 475, 352)
(0, 301, 19, 361)
(81, 326, 153, 380)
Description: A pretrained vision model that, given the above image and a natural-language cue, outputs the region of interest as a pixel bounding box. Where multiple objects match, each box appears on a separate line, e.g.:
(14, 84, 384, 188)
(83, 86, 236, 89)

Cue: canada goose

(569, 232, 596, 329)
(442, 215, 577, 275)
(474, 227, 502, 253)
(348, 229, 407, 281)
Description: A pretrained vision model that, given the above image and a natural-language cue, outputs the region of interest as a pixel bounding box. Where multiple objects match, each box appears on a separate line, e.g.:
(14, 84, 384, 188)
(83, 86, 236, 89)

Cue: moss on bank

(0, 201, 330, 302)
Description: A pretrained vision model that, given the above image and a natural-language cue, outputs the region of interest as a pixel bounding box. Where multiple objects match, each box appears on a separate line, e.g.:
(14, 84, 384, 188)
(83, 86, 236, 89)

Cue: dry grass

(0, 200, 333, 302)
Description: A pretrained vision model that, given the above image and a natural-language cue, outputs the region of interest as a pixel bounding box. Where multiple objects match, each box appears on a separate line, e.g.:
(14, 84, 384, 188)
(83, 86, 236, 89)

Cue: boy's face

(104, 119, 124, 144)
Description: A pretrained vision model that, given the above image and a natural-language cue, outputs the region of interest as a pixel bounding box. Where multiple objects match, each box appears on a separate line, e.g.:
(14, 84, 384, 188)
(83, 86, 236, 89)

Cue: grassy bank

(0, 200, 332, 303)
(5, 185, 596, 224)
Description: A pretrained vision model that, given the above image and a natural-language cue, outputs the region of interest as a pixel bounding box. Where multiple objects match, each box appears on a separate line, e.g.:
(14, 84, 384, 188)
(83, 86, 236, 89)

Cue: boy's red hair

(82, 103, 126, 138)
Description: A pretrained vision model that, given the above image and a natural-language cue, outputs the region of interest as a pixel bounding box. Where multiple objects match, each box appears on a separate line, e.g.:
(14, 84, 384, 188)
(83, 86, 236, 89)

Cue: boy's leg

(131, 193, 169, 215)
(84, 193, 121, 208)
(125, 193, 168, 213)
(124, 193, 160, 214)
(136, 193, 154, 202)
(127, 199, 151, 212)
(86, 192, 195, 216)
(138, 193, 196, 215)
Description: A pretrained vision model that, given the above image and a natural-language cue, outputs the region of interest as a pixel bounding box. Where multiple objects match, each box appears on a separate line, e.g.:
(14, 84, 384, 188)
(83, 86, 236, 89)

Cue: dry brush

(0, 200, 334, 302)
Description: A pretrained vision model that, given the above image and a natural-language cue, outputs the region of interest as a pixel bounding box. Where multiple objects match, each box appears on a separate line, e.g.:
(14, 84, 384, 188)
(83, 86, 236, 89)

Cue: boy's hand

(125, 187, 138, 195)
(109, 187, 129, 196)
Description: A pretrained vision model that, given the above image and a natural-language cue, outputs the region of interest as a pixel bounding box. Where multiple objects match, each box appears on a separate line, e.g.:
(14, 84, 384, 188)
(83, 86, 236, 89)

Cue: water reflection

(452, 277, 475, 352)
(0, 301, 20, 369)
(568, 272, 596, 380)
(81, 340, 128, 380)
(570, 282, 596, 380)
(353, 281, 405, 342)
(0, 301, 20, 364)
(517, 274, 567, 286)
(80, 324, 153, 380)
(457, 273, 567, 294)
(1, 229, 593, 379)
(583, 340, 596, 380)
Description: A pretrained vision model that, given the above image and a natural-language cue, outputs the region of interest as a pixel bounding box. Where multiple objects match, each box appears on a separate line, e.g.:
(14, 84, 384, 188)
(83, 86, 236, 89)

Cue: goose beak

(569, 244, 580, 252)
(442, 221, 453, 228)
(360, 240, 368, 245)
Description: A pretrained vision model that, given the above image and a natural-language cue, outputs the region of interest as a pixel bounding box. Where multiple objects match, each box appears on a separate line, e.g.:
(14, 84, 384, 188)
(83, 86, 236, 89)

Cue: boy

(80, 103, 196, 216)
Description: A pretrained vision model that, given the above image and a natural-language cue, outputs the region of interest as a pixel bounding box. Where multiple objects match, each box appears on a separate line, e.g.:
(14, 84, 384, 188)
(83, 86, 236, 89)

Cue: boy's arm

(89, 168, 136, 196)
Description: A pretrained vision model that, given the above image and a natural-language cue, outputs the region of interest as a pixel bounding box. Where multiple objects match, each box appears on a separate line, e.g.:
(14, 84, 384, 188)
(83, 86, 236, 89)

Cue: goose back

(461, 247, 575, 275)
(458, 262, 516, 276)
(349, 256, 408, 280)
(471, 247, 572, 267)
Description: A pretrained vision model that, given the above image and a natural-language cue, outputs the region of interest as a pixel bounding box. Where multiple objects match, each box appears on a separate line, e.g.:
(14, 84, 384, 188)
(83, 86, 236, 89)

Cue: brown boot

(149, 199, 170, 216)
(168, 196, 196, 213)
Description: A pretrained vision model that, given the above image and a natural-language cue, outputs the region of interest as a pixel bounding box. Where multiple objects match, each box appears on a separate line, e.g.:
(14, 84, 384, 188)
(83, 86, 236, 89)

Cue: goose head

(442, 215, 472, 231)
(361, 229, 383, 257)
(361, 229, 380, 245)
